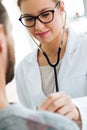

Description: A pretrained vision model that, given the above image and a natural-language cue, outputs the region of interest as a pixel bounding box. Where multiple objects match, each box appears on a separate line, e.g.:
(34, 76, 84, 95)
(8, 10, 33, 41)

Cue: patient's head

(0, 0, 15, 84)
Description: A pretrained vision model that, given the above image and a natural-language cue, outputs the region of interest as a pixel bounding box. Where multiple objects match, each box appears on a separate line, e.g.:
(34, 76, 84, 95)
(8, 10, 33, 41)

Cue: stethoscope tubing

(43, 47, 61, 92)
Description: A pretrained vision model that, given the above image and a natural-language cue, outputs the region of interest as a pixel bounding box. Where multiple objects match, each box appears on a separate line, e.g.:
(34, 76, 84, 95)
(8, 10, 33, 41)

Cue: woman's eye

(41, 12, 50, 17)
(25, 17, 34, 22)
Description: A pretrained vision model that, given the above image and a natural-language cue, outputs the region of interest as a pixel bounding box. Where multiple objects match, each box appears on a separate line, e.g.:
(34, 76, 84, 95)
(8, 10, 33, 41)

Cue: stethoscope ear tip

(56, 1, 61, 8)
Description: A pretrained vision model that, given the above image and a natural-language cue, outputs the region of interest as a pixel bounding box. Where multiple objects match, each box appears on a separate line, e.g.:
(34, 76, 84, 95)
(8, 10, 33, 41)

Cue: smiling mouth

(36, 30, 50, 38)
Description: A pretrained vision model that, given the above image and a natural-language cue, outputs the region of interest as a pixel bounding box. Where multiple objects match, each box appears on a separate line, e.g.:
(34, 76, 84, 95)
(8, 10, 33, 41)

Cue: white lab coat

(15, 27, 87, 130)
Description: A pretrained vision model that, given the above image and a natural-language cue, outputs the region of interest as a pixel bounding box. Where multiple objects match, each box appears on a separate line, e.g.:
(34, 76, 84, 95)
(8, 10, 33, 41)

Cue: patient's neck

(0, 87, 9, 109)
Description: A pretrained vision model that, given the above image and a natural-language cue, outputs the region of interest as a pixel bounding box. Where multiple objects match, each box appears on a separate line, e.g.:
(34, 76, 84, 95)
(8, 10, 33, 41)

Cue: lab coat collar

(25, 48, 38, 64)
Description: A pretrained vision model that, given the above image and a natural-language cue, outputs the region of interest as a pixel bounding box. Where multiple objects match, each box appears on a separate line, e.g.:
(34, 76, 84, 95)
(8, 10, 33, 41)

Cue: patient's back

(0, 104, 79, 130)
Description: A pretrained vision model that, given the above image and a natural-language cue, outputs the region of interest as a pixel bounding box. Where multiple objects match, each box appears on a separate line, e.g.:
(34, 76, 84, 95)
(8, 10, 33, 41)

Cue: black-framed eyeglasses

(19, 2, 60, 28)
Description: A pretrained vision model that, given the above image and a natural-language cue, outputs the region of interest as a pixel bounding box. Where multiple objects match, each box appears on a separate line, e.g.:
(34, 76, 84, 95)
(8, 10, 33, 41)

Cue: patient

(0, 0, 79, 130)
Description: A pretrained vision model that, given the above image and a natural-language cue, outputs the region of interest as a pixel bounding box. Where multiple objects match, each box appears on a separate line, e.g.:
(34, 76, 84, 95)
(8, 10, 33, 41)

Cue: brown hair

(17, 0, 22, 7)
(0, 0, 9, 33)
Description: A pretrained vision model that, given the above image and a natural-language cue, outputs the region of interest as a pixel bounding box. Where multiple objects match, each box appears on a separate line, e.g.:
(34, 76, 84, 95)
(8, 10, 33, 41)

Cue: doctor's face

(19, 0, 63, 44)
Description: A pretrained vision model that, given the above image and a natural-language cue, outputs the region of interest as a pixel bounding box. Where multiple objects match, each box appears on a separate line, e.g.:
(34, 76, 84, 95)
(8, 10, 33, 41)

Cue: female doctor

(16, 0, 87, 129)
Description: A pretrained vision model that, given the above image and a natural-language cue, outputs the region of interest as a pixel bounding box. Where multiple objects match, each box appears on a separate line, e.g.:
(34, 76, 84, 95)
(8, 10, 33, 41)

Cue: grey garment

(0, 103, 79, 130)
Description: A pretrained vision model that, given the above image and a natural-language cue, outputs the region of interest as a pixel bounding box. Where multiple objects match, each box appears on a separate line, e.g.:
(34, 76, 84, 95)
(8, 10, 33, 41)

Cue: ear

(0, 24, 5, 53)
(60, 1, 65, 12)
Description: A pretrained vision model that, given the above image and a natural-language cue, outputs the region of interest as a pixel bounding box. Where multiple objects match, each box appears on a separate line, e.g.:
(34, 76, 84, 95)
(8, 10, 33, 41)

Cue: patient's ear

(0, 24, 5, 52)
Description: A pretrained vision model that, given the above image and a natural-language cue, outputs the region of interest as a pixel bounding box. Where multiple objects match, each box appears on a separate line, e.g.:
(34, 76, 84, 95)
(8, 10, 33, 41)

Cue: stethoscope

(29, 10, 66, 92)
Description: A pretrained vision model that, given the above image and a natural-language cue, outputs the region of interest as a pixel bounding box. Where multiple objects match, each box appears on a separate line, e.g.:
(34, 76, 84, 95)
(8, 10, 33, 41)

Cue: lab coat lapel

(27, 49, 42, 92)
(27, 62, 42, 91)
(58, 27, 80, 87)
(27, 49, 46, 106)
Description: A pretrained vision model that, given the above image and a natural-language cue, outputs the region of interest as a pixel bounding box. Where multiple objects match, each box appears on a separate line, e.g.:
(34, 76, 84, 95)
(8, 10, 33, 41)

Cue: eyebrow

(38, 7, 51, 13)
(26, 6, 54, 16)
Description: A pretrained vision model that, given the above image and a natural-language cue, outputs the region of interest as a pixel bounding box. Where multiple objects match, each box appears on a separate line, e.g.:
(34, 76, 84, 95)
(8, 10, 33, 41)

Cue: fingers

(56, 104, 73, 115)
(64, 106, 81, 121)
(39, 92, 71, 112)
(39, 91, 64, 110)
(46, 94, 71, 112)
(56, 104, 78, 120)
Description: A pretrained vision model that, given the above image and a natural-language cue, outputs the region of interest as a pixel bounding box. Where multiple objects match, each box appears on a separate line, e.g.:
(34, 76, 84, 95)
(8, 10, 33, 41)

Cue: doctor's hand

(39, 92, 81, 121)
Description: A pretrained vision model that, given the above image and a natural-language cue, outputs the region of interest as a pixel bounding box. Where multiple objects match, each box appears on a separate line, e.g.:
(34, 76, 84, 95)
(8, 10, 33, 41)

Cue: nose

(35, 19, 45, 30)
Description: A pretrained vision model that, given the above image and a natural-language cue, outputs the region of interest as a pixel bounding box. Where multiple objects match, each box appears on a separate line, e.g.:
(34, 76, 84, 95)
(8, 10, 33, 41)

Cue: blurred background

(2, 0, 87, 103)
